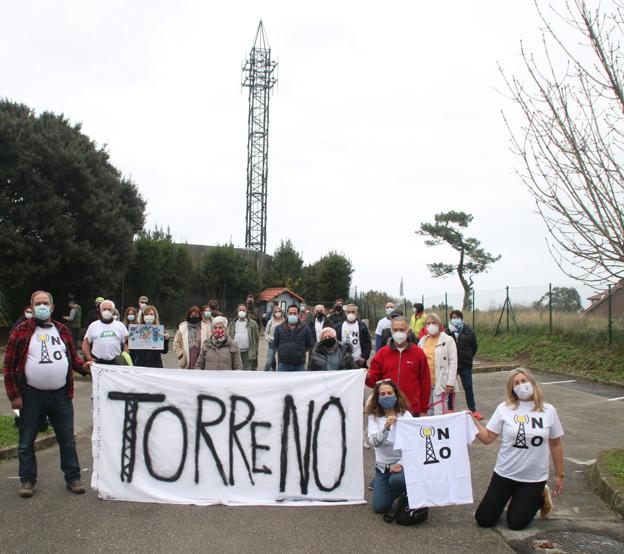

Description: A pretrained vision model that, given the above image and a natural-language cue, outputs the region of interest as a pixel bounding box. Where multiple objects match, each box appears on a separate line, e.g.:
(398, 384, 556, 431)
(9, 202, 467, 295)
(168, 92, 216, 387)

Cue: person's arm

(375, 334, 382, 352)
(230, 342, 243, 370)
(365, 350, 383, 387)
(419, 351, 431, 415)
(162, 336, 169, 355)
(445, 336, 458, 392)
(3, 328, 24, 407)
(360, 323, 372, 360)
(273, 326, 281, 349)
(82, 332, 93, 361)
(471, 414, 499, 444)
(304, 326, 314, 349)
(194, 342, 206, 369)
(252, 321, 260, 346)
(549, 437, 565, 496)
(265, 320, 272, 342)
(173, 330, 183, 359)
(367, 416, 391, 447)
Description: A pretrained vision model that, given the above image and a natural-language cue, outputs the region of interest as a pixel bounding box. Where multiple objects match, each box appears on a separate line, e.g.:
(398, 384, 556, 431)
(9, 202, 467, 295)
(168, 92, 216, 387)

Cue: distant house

(584, 280, 624, 319)
(258, 287, 305, 317)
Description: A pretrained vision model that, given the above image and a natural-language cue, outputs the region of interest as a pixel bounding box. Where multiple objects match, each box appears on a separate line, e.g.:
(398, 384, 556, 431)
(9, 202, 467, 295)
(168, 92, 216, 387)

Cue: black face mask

(189, 316, 200, 324)
(335, 305, 343, 312)
(321, 337, 336, 348)
(315, 313, 324, 321)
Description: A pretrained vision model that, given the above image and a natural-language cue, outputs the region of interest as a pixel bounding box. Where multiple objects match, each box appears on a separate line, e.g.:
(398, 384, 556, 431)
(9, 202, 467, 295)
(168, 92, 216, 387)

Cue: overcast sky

(2, 1, 598, 307)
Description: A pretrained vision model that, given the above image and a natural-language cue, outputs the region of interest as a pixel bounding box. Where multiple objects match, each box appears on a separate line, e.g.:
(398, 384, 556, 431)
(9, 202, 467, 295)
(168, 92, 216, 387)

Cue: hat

(390, 309, 404, 318)
(213, 315, 228, 328)
(95, 296, 105, 303)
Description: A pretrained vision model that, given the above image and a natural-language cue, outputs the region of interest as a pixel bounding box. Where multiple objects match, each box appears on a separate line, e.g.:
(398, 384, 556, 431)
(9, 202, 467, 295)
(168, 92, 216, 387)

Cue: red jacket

(3, 319, 87, 401)
(366, 340, 431, 415)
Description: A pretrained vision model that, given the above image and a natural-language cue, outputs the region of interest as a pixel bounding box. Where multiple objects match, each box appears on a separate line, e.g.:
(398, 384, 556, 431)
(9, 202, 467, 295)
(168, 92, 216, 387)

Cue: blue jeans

(264, 343, 276, 371)
(278, 362, 305, 372)
(373, 467, 406, 513)
(448, 367, 476, 411)
(18, 386, 81, 485)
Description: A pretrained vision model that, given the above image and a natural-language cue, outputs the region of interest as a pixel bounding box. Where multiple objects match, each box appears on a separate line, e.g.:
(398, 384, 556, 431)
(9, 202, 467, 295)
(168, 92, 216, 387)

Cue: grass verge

(0, 414, 53, 448)
(477, 331, 624, 384)
(606, 449, 624, 487)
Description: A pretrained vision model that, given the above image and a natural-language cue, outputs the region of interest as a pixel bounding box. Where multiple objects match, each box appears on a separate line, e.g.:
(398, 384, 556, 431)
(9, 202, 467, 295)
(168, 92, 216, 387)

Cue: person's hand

(11, 397, 23, 410)
(82, 361, 93, 376)
(389, 464, 403, 473)
(446, 385, 454, 393)
(384, 415, 397, 430)
(420, 412, 428, 417)
(553, 476, 564, 497)
(164, 333, 170, 340)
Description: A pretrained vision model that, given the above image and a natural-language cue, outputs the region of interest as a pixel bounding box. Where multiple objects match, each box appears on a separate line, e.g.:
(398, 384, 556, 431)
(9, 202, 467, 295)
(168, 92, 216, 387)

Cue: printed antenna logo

(38, 334, 52, 364)
(512, 414, 529, 449)
(420, 426, 439, 465)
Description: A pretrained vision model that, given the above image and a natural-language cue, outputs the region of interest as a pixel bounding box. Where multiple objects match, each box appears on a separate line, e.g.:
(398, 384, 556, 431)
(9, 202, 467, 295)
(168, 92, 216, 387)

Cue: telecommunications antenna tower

(242, 20, 278, 253)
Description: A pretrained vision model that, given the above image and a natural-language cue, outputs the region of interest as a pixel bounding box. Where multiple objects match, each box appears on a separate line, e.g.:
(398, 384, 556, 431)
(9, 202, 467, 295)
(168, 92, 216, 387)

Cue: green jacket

(228, 317, 259, 360)
(68, 305, 82, 328)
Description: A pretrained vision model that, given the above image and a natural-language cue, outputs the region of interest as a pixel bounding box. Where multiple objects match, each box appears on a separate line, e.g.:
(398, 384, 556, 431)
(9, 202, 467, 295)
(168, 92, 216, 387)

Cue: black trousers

(475, 472, 546, 530)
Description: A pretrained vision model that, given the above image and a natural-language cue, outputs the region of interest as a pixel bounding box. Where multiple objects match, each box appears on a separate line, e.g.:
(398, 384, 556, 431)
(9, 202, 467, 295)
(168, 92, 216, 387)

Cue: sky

(1, 0, 599, 307)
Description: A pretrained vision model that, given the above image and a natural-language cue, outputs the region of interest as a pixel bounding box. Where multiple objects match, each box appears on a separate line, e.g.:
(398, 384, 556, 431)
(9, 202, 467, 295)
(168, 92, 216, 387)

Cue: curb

(588, 449, 624, 518)
(0, 434, 58, 461)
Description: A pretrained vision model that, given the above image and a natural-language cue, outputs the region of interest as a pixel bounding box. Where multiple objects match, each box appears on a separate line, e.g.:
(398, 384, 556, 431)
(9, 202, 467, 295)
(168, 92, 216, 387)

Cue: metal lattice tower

(242, 21, 278, 253)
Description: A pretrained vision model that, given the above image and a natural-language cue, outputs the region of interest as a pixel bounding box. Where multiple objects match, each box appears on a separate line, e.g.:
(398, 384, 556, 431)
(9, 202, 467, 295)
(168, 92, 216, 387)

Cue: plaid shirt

(3, 318, 86, 401)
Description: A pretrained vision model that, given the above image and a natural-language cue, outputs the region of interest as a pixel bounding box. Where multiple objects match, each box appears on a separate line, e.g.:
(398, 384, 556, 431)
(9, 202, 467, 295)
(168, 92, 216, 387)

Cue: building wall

(259, 293, 301, 316)
(585, 288, 624, 319)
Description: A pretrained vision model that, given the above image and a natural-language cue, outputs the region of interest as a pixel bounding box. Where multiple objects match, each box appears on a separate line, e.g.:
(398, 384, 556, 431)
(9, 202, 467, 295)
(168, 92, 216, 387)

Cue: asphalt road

(1, 345, 623, 553)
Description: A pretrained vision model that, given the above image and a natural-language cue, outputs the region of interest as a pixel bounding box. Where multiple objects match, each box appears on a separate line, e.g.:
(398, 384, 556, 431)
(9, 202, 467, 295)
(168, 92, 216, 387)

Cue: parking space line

(606, 396, 624, 402)
(541, 380, 577, 385)
(565, 457, 596, 466)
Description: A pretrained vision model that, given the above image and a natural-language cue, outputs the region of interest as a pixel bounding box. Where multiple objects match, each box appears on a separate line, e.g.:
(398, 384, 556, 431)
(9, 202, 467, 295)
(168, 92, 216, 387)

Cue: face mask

(392, 331, 407, 344)
(287, 315, 298, 325)
(274, 311, 282, 318)
(378, 395, 397, 410)
(335, 305, 343, 312)
(346, 313, 357, 323)
(212, 328, 226, 340)
(315, 313, 324, 321)
(450, 318, 463, 328)
(127, 314, 135, 322)
(427, 323, 439, 335)
(204, 310, 212, 318)
(189, 315, 200, 324)
(24, 312, 33, 319)
(321, 337, 336, 348)
(34, 305, 51, 320)
(101, 309, 113, 321)
(144, 315, 155, 324)
(385, 308, 393, 316)
(513, 382, 534, 400)
(139, 303, 147, 309)
(238, 310, 247, 319)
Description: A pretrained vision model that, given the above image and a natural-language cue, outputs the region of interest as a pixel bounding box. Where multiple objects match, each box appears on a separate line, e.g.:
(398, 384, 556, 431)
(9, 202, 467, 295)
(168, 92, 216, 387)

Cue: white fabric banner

(91, 365, 365, 506)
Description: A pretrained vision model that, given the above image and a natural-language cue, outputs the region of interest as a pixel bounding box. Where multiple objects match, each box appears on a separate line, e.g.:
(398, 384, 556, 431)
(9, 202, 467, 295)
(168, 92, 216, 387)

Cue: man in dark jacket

(273, 304, 314, 371)
(308, 328, 356, 370)
(335, 304, 372, 368)
(328, 298, 347, 326)
(447, 309, 481, 419)
(308, 304, 334, 343)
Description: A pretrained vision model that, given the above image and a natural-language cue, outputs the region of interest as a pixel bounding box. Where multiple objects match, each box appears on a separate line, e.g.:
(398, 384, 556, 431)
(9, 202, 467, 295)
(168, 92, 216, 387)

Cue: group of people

(3, 288, 565, 533)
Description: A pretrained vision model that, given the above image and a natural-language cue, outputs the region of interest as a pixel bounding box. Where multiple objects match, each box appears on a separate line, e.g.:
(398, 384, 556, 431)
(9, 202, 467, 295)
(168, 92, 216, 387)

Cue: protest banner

(128, 324, 165, 350)
(91, 365, 365, 506)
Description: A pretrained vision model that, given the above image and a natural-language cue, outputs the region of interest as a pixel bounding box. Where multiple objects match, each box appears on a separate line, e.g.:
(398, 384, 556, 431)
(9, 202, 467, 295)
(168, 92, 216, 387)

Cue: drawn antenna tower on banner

(242, 20, 278, 253)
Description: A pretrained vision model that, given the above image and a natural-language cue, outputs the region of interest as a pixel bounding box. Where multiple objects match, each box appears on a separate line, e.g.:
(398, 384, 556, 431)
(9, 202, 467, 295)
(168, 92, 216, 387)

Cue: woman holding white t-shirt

(366, 379, 428, 523)
(472, 369, 565, 530)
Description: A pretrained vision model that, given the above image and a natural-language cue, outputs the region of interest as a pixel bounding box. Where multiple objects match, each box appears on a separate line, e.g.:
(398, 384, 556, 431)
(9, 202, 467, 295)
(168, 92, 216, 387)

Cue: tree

(299, 251, 353, 303)
(533, 287, 582, 313)
(197, 244, 262, 313)
(501, 0, 624, 286)
(0, 100, 145, 316)
(417, 211, 500, 310)
(267, 238, 304, 289)
(124, 227, 193, 322)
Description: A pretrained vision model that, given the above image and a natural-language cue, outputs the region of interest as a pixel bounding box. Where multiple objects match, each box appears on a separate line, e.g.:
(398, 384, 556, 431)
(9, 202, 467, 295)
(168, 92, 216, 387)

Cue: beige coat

(173, 320, 211, 369)
(418, 331, 458, 395)
(194, 336, 242, 370)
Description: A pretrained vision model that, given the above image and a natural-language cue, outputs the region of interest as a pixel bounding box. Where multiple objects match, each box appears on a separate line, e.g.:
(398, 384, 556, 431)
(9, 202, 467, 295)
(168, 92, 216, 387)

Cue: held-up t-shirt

(341, 321, 362, 360)
(25, 324, 69, 390)
(486, 401, 564, 482)
(392, 412, 478, 509)
(85, 320, 129, 361)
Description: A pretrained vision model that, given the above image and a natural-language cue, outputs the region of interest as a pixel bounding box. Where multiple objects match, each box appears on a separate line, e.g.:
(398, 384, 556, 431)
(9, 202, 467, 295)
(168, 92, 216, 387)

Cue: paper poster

(128, 324, 164, 350)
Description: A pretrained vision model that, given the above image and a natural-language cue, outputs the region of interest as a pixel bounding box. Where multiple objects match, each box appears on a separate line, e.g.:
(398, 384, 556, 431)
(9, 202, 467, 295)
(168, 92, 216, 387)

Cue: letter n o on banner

(143, 406, 188, 482)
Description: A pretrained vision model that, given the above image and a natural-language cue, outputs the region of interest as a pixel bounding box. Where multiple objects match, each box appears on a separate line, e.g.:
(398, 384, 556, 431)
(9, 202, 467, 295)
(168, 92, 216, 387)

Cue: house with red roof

(258, 287, 305, 319)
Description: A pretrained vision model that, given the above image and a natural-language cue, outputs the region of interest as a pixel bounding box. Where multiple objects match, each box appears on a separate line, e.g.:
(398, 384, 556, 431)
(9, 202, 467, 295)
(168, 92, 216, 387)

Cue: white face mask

(392, 331, 407, 345)
(101, 309, 113, 321)
(204, 310, 212, 319)
(238, 310, 247, 319)
(346, 313, 357, 323)
(144, 315, 155, 325)
(513, 382, 534, 400)
(385, 307, 393, 315)
(139, 303, 147, 309)
(426, 323, 439, 335)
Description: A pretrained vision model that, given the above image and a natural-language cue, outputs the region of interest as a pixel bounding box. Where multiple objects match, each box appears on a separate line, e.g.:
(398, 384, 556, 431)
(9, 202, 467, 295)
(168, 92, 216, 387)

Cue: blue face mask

(287, 315, 299, 325)
(450, 318, 464, 330)
(34, 305, 51, 320)
(378, 395, 397, 410)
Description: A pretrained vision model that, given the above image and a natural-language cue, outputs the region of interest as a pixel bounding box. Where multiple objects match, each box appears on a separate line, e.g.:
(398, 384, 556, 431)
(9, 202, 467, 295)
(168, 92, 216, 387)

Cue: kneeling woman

(472, 369, 564, 530)
(366, 380, 413, 514)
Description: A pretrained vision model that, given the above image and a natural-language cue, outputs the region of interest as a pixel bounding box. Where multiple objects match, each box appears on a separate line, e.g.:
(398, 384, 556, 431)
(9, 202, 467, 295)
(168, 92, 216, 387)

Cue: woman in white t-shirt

(472, 369, 565, 530)
(366, 379, 414, 515)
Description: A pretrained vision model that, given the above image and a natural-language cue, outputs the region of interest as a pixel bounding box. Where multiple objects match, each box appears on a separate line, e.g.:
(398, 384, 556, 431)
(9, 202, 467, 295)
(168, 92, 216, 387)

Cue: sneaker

(20, 482, 35, 498)
(541, 484, 553, 518)
(367, 479, 375, 491)
(66, 481, 85, 494)
(471, 411, 484, 420)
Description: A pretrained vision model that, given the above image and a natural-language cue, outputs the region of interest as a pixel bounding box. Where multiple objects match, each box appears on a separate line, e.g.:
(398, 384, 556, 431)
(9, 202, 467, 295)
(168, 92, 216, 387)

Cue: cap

(95, 296, 105, 303)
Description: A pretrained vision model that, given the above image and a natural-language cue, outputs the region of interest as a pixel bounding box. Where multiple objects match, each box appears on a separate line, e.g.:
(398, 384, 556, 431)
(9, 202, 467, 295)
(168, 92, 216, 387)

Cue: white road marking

(606, 396, 624, 402)
(565, 456, 596, 466)
(541, 380, 577, 385)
